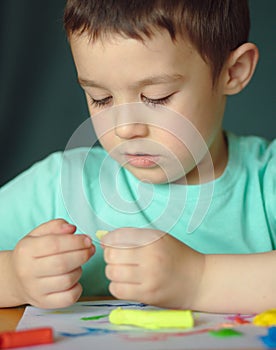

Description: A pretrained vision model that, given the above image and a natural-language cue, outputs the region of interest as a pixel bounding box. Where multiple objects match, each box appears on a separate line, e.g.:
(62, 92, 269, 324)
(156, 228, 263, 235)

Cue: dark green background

(0, 0, 275, 186)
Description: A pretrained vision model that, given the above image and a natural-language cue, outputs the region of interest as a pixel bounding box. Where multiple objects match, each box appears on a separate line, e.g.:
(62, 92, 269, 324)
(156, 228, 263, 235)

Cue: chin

(127, 167, 183, 185)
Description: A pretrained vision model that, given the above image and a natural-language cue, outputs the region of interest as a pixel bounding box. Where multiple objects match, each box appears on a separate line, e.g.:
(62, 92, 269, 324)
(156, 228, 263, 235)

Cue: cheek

(85, 96, 94, 115)
(175, 93, 223, 144)
(168, 139, 196, 174)
(95, 131, 115, 153)
(151, 131, 195, 179)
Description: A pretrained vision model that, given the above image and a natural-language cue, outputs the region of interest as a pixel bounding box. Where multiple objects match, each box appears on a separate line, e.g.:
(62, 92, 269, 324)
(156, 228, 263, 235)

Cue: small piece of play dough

(260, 326, 276, 348)
(96, 230, 108, 240)
(253, 309, 276, 327)
(109, 307, 194, 330)
(208, 329, 243, 337)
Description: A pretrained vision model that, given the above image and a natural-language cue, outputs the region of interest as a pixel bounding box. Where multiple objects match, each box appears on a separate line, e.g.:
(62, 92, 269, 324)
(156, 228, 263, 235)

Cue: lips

(124, 153, 160, 168)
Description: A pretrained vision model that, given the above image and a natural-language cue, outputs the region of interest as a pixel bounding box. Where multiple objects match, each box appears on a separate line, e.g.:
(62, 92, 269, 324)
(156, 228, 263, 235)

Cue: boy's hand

(102, 228, 205, 309)
(10, 219, 95, 309)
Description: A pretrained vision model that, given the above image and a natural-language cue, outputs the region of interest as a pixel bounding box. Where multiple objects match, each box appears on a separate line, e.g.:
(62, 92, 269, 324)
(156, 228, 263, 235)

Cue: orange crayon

(0, 327, 53, 349)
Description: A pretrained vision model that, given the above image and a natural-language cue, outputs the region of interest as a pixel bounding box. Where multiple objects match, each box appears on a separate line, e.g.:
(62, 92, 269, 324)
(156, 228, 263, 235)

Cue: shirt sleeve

(0, 152, 63, 250)
(263, 139, 276, 249)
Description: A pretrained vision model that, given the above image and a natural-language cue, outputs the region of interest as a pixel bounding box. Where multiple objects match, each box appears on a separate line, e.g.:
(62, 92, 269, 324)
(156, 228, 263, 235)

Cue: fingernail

(62, 223, 75, 230)
(84, 236, 92, 247)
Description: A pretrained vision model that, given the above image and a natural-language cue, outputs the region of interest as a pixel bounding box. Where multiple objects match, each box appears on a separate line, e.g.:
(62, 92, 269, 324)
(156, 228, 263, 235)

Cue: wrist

(184, 250, 206, 310)
(8, 250, 29, 306)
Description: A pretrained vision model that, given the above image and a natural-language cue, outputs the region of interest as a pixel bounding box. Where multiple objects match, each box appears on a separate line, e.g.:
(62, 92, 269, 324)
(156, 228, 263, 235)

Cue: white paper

(17, 300, 267, 349)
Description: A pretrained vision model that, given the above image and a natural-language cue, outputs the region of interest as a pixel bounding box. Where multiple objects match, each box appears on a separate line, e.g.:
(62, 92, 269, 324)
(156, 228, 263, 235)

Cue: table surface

(0, 306, 25, 331)
(0, 298, 265, 350)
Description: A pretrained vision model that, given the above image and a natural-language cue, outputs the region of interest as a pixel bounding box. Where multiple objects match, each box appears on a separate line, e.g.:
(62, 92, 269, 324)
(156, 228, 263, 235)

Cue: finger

(29, 219, 76, 237)
(101, 228, 164, 249)
(104, 247, 141, 265)
(109, 281, 143, 301)
(36, 283, 83, 309)
(33, 246, 94, 276)
(105, 264, 142, 284)
(36, 267, 83, 294)
(29, 233, 94, 258)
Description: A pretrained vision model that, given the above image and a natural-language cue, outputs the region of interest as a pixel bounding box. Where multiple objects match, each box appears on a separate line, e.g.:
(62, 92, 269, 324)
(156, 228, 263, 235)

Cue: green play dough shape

(209, 329, 243, 337)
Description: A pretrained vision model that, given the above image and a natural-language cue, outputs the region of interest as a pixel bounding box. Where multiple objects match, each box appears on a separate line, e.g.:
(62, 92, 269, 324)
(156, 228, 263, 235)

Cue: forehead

(70, 30, 208, 86)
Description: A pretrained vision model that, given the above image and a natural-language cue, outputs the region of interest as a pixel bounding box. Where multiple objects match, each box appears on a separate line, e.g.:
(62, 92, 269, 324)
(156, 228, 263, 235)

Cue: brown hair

(64, 0, 250, 83)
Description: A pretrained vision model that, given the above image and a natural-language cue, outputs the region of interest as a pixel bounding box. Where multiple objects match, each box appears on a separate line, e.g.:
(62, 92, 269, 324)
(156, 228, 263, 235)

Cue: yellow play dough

(253, 309, 276, 326)
(109, 307, 194, 330)
(96, 230, 108, 240)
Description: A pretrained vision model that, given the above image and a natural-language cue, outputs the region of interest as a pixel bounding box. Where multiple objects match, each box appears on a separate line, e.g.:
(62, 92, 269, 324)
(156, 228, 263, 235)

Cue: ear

(223, 43, 259, 95)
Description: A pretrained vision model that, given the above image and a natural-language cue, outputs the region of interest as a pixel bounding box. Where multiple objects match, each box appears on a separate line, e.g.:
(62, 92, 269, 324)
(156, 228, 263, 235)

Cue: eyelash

(141, 94, 173, 107)
(88, 94, 173, 108)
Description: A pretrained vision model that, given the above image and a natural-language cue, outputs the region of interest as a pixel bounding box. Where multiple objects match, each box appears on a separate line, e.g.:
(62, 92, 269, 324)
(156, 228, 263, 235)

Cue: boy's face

(70, 30, 227, 184)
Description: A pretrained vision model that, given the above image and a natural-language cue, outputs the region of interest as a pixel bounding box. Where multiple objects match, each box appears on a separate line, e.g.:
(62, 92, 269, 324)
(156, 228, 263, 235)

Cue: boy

(0, 0, 275, 313)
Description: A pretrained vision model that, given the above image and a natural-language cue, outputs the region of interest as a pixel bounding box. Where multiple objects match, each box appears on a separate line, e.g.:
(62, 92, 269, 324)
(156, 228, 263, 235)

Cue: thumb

(101, 227, 164, 249)
(28, 218, 76, 237)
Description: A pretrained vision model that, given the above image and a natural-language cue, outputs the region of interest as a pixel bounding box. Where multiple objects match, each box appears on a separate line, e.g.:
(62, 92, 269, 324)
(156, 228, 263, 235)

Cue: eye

(88, 95, 112, 108)
(141, 93, 174, 107)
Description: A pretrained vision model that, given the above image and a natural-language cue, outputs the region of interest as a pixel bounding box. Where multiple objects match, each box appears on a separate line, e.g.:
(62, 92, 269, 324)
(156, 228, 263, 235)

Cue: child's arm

(196, 250, 276, 313)
(0, 219, 95, 308)
(101, 228, 276, 313)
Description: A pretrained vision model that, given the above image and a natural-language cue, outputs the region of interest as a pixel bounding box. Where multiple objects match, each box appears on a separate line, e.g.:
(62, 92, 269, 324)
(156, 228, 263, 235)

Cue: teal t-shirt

(0, 132, 275, 295)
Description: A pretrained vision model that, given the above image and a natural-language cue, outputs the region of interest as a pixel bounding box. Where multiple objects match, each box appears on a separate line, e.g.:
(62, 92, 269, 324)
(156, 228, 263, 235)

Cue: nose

(115, 122, 149, 139)
(114, 105, 149, 139)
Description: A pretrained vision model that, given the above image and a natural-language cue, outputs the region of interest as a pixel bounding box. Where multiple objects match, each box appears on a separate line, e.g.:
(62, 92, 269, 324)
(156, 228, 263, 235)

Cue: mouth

(124, 153, 160, 168)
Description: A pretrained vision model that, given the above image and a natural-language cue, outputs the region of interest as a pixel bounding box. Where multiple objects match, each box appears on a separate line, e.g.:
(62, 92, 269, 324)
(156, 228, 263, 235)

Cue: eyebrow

(78, 74, 184, 89)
